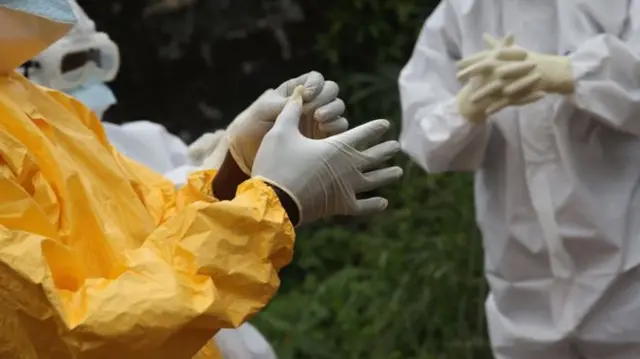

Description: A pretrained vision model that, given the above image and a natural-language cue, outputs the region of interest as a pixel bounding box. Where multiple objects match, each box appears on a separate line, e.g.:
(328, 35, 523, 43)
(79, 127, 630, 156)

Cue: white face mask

(66, 81, 116, 120)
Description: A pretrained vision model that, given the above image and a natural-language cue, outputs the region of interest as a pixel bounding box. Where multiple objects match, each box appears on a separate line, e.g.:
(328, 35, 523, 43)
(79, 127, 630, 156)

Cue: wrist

(536, 54, 575, 94)
(265, 183, 300, 227)
(457, 99, 487, 123)
(212, 152, 250, 200)
(226, 139, 253, 176)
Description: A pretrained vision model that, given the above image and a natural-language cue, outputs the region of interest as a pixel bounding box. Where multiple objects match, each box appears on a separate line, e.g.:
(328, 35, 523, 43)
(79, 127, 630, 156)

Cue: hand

(252, 86, 403, 226)
(458, 34, 574, 97)
(188, 130, 226, 165)
(455, 34, 546, 121)
(457, 75, 545, 122)
(227, 71, 348, 174)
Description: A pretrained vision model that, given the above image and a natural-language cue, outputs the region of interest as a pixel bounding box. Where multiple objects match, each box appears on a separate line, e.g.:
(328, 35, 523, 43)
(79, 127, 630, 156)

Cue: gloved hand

(456, 34, 546, 122)
(188, 130, 226, 165)
(252, 86, 403, 226)
(227, 71, 348, 174)
(458, 34, 574, 96)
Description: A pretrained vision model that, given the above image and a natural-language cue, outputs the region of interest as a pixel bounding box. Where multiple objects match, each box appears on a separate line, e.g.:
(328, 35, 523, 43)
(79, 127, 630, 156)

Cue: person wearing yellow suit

(0, 1, 404, 358)
(21, 1, 352, 357)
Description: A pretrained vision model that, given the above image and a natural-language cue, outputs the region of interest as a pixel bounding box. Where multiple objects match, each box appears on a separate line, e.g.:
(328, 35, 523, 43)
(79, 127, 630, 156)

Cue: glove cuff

(252, 176, 304, 227)
(538, 54, 575, 94)
(226, 134, 253, 176)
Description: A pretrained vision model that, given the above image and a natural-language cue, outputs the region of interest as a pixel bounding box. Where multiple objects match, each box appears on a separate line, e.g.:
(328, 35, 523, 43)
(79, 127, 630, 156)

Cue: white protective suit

(24, 1, 277, 358)
(400, 1, 640, 358)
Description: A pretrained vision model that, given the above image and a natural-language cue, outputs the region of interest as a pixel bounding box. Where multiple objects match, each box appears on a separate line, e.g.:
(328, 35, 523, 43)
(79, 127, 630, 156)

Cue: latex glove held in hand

(252, 86, 403, 226)
(227, 71, 348, 174)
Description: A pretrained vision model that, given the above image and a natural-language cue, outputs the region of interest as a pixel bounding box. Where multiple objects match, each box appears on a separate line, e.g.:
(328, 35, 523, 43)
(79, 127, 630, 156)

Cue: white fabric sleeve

(214, 323, 277, 359)
(119, 120, 192, 171)
(398, 2, 490, 173)
(163, 165, 200, 188)
(569, 1, 640, 136)
(165, 134, 230, 188)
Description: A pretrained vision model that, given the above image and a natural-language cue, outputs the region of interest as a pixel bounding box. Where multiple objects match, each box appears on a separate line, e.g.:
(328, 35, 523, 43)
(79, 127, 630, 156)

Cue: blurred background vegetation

(82, 0, 490, 357)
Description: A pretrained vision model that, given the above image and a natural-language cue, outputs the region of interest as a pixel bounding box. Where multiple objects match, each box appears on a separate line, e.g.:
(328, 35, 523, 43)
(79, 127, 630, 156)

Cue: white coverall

(399, 1, 640, 358)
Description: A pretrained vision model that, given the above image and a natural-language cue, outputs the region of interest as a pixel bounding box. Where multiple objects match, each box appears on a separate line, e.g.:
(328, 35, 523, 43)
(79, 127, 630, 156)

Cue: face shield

(21, 0, 120, 91)
(23, 30, 120, 91)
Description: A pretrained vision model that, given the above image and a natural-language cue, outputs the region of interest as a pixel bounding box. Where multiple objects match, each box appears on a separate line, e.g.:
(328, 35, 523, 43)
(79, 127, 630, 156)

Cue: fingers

(470, 80, 503, 103)
(456, 51, 491, 70)
(333, 119, 391, 147)
(484, 90, 545, 115)
(356, 166, 404, 193)
(495, 61, 536, 79)
(272, 86, 304, 132)
(484, 33, 515, 49)
(482, 33, 514, 48)
(302, 81, 340, 115)
(302, 71, 325, 100)
(457, 58, 499, 81)
(494, 48, 528, 61)
(485, 98, 510, 116)
(317, 116, 349, 135)
(457, 49, 528, 81)
(501, 33, 515, 46)
(253, 89, 288, 119)
(360, 140, 401, 170)
(503, 73, 541, 96)
(513, 90, 545, 106)
(276, 71, 324, 101)
(483, 33, 501, 49)
(314, 98, 345, 123)
(355, 197, 389, 216)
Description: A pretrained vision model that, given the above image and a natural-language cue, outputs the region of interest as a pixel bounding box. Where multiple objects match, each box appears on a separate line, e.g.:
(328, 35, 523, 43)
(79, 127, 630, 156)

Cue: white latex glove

(188, 130, 226, 165)
(252, 86, 403, 226)
(458, 34, 574, 106)
(456, 34, 546, 121)
(227, 71, 348, 174)
(201, 133, 230, 170)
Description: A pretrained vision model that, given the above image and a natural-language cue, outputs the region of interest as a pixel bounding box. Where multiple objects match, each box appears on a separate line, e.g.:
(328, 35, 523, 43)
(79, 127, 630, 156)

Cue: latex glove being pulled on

(227, 71, 348, 174)
(252, 86, 403, 226)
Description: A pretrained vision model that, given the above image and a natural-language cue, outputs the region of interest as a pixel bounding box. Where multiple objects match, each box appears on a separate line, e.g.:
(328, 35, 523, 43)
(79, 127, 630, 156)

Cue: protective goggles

(22, 32, 120, 91)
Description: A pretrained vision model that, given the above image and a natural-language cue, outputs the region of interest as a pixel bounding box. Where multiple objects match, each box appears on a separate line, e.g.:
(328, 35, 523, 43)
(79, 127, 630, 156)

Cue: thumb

(272, 85, 304, 132)
(483, 33, 500, 49)
(501, 33, 515, 46)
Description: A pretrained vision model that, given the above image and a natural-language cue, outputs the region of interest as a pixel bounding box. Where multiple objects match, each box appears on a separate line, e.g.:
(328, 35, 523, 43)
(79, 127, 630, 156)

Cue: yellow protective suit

(0, 72, 294, 358)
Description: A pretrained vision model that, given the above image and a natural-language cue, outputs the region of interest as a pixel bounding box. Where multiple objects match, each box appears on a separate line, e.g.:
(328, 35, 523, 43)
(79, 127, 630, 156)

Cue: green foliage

(256, 170, 490, 358)
(253, 1, 493, 358)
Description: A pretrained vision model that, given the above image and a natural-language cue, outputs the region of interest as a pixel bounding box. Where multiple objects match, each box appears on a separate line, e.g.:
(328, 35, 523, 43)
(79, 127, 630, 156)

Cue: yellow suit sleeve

(0, 88, 294, 358)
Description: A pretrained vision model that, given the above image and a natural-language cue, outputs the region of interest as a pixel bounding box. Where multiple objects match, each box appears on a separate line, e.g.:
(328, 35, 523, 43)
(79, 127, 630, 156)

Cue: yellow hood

(0, 2, 76, 73)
